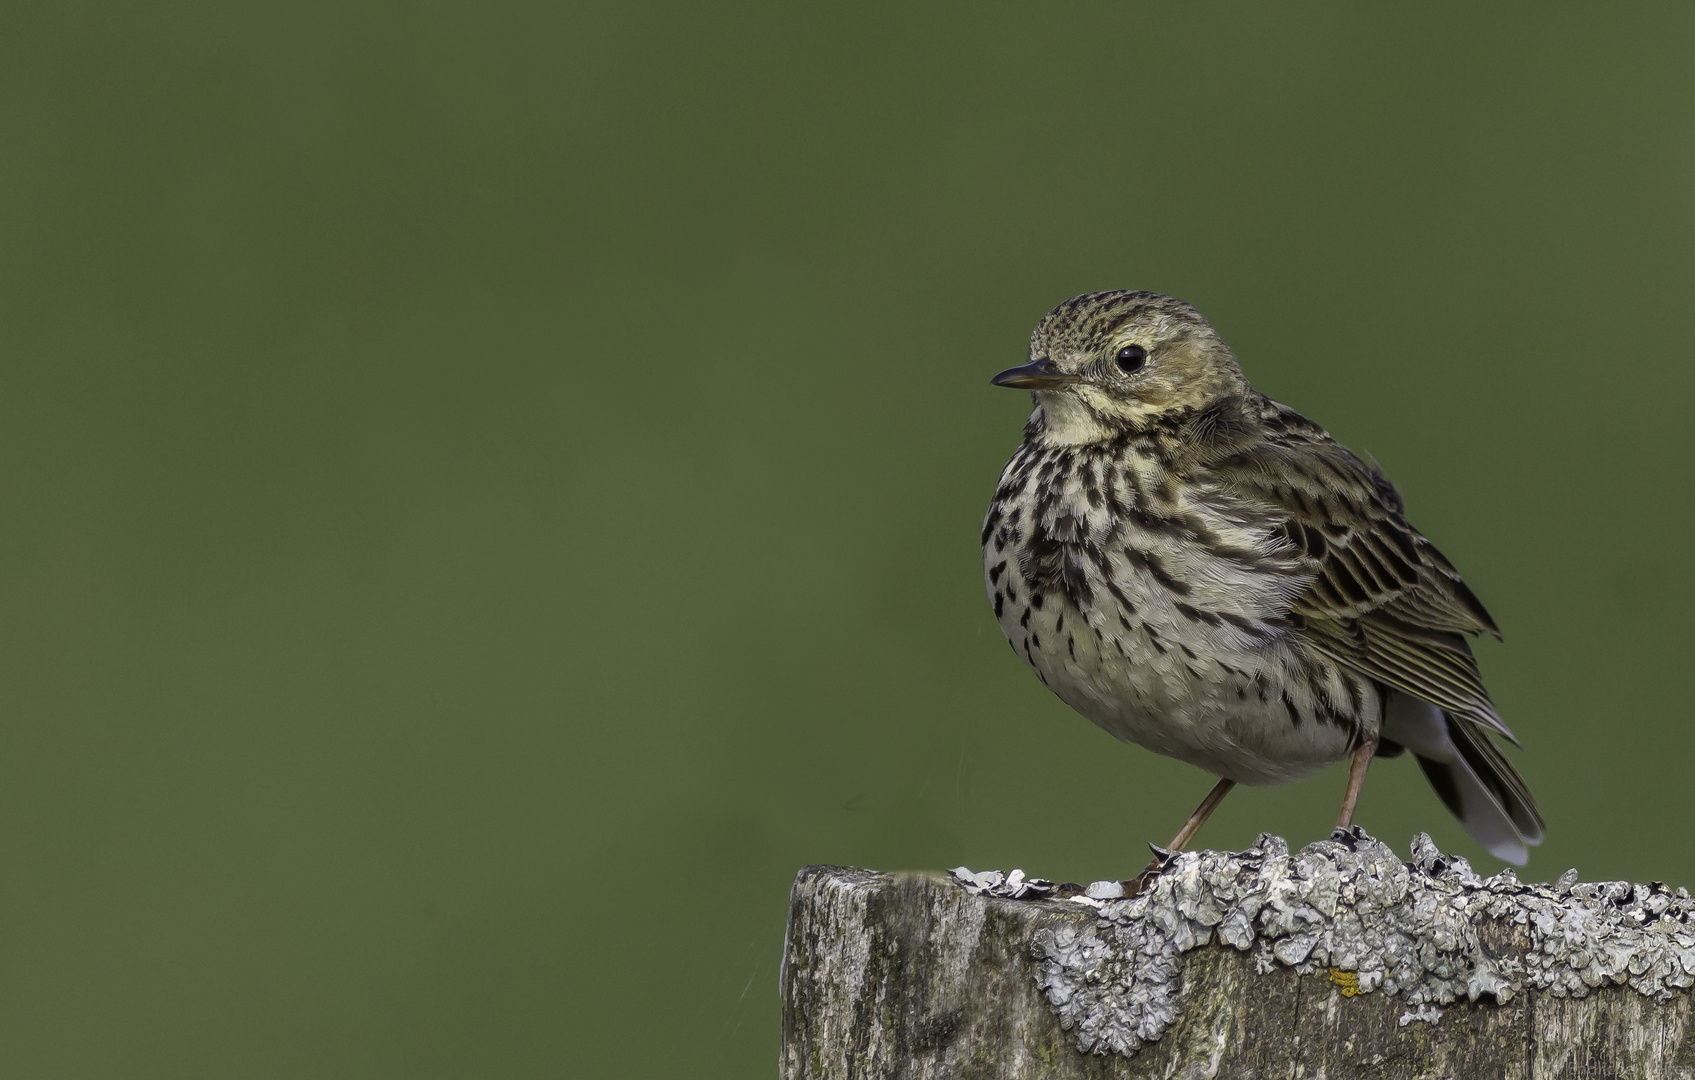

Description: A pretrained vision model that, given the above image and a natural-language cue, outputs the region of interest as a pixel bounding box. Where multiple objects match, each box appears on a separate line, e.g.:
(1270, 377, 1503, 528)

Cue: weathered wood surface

(780, 840, 1695, 1080)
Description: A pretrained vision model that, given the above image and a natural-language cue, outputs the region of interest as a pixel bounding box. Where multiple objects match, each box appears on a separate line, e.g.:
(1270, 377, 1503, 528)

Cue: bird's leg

(1124, 777, 1236, 897)
(1335, 736, 1378, 829)
(1165, 776, 1237, 852)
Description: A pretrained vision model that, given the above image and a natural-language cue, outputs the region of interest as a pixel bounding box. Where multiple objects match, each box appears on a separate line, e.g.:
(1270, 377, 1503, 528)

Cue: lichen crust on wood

(977, 829, 1695, 1056)
(782, 833, 1695, 1079)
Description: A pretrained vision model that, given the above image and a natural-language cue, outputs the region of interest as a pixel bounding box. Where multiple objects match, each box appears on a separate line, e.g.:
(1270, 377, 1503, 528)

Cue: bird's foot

(1329, 824, 1369, 849)
(1120, 868, 1159, 899)
(1121, 844, 1179, 899)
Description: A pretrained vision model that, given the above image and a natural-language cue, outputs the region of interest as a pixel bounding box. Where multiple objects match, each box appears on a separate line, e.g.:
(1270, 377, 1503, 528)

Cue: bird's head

(993, 291, 1250, 446)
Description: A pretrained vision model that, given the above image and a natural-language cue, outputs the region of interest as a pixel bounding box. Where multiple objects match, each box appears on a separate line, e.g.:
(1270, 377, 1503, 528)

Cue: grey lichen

(953, 829, 1695, 1058)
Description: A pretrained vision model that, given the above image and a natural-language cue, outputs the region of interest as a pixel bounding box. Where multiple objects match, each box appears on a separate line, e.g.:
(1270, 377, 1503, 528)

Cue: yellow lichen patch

(1328, 968, 1361, 996)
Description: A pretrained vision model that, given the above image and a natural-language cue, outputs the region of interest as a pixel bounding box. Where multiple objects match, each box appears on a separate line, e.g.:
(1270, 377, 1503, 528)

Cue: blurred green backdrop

(1, 2, 1691, 1076)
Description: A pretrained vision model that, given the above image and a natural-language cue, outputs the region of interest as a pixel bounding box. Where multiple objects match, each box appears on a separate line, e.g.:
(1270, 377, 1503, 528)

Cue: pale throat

(1031, 389, 1152, 446)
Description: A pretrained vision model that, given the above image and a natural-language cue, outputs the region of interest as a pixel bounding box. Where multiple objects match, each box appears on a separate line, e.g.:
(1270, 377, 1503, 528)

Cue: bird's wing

(1208, 401, 1514, 742)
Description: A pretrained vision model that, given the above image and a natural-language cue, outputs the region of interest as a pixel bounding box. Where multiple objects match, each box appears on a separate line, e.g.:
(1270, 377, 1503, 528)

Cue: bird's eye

(1115, 345, 1147, 373)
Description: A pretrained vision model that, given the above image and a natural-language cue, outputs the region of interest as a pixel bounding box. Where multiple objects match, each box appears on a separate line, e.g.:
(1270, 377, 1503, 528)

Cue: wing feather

(1213, 399, 1513, 741)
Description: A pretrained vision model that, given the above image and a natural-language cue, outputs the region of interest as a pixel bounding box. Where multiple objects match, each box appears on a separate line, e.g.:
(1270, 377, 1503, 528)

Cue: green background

(2, 3, 1691, 1076)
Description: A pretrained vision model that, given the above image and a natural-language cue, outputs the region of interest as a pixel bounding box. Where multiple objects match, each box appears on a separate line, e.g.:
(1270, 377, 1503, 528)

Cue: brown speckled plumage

(984, 291, 1543, 864)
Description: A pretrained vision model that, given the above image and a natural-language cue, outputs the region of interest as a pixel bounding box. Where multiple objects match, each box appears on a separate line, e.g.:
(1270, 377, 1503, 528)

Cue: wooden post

(780, 831, 1695, 1079)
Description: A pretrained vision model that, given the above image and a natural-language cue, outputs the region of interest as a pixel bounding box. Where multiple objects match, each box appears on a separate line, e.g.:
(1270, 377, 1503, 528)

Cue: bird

(982, 290, 1542, 882)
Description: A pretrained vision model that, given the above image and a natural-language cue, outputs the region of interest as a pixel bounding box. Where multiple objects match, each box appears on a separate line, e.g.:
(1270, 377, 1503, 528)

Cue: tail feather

(1381, 692, 1544, 865)
(1445, 712, 1544, 843)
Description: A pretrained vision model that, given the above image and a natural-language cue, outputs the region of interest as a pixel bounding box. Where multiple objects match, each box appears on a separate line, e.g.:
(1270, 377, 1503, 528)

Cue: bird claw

(1121, 844, 1180, 898)
(1119, 868, 1160, 899)
(1330, 824, 1368, 849)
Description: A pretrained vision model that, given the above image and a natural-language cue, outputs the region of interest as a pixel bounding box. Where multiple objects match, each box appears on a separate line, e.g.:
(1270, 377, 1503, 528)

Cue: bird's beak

(990, 359, 1080, 390)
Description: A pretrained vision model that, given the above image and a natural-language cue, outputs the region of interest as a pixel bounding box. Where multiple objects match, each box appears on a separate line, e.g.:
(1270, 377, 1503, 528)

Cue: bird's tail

(1380, 692, 1545, 865)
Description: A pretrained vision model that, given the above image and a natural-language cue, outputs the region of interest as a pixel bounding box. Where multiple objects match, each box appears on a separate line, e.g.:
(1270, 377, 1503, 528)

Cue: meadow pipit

(983, 291, 1542, 878)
